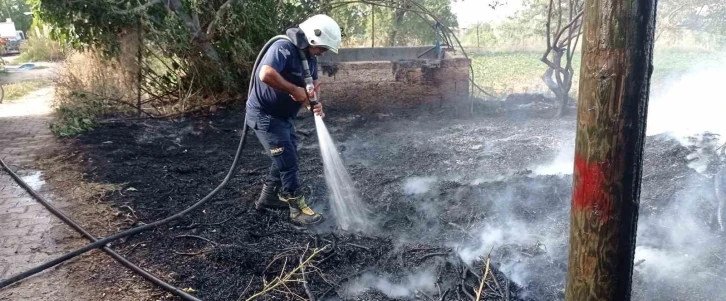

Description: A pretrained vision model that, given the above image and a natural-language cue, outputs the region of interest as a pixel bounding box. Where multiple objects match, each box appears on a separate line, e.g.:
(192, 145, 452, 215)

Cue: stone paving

(0, 88, 81, 300)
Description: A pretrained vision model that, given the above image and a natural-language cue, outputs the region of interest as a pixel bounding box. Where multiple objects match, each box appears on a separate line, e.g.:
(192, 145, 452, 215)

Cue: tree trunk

(565, 0, 657, 300)
(387, 6, 407, 46)
(166, 0, 221, 62)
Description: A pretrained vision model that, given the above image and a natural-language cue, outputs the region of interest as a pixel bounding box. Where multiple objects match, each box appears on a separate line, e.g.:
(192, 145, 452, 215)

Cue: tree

(540, 0, 583, 117)
(29, 0, 321, 92)
(657, 0, 726, 36)
(461, 22, 497, 49)
(328, 0, 457, 47)
(0, 0, 32, 33)
(656, 0, 726, 47)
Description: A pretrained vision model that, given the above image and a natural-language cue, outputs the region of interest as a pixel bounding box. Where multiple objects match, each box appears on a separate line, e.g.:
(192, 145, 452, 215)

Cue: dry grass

(33, 148, 131, 235)
(4, 79, 52, 101)
(54, 50, 138, 111)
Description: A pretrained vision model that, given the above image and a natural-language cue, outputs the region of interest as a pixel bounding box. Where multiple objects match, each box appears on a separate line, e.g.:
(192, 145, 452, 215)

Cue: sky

(451, 0, 524, 28)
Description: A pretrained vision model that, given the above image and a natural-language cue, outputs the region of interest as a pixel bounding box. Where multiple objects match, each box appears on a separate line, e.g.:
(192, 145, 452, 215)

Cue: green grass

(471, 49, 726, 98)
(4, 79, 52, 101)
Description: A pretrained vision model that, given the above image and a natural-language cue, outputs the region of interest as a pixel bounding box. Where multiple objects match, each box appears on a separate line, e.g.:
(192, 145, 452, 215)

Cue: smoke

(531, 142, 575, 176)
(647, 65, 726, 145)
(451, 176, 571, 297)
(341, 270, 437, 299)
(402, 177, 437, 195)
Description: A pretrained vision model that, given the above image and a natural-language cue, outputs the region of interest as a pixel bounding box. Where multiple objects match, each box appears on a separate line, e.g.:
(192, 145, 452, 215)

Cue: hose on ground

(0, 159, 201, 301)
(0, 35, 287, 290)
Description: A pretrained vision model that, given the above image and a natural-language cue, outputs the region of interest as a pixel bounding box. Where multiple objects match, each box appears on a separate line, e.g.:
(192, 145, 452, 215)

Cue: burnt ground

(56, 96, 726, 301)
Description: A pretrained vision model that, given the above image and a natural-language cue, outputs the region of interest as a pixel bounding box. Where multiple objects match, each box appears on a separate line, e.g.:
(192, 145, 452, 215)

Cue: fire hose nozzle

(305, 82, 321, 112)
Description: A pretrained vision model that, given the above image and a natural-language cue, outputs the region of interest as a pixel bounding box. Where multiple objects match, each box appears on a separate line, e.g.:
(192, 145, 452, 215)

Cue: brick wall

(316, 50, 471, 112)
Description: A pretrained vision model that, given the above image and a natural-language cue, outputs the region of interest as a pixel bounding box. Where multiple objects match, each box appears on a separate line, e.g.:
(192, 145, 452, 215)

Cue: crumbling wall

(316, 48, 470, 112)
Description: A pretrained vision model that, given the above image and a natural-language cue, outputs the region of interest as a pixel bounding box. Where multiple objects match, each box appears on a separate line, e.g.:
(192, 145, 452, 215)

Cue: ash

(70, 95, 726, 301)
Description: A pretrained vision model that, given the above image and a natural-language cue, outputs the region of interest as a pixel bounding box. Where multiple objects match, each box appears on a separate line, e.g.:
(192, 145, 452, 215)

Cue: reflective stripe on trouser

(246, 109, 300, 193)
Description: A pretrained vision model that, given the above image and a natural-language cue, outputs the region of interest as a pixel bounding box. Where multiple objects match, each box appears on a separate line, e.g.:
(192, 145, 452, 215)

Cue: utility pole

(476, 24, 480, 49)
(565, 0, 657, 300)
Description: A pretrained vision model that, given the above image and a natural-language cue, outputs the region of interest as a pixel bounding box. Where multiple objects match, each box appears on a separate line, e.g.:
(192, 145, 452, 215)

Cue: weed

(49, 93, 105, 137)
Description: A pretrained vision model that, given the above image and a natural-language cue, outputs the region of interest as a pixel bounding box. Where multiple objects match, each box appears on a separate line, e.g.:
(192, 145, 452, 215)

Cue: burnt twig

(300, 244, 316, 301)
(419, 251, 451, 262)
(504, 277, 510, 301)
(347, 243, 370, 251)
(178, 210, 244, 230)
(439, 288, 450, 301)
(175, 234, 219, 246)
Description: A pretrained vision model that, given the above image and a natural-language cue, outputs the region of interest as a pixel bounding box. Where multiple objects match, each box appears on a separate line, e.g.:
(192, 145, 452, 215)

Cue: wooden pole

(565, 0, 657, 300)
(476, 25, 480, 49)
(136, 18, 143, 117)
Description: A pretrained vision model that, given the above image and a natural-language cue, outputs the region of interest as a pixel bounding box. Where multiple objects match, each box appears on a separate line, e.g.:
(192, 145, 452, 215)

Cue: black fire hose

(0, 159, 201, 301)
(0, 35, 288, 290)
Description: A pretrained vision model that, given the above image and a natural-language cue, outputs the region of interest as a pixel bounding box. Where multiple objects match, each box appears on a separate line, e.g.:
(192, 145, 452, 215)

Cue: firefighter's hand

(313, 102, 324, 118)
(290, 87, 309, 103)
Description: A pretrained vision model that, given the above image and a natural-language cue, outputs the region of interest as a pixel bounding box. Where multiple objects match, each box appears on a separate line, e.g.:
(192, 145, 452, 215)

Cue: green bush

(49, 92, 106, 137)
(15, 36, 66, 63)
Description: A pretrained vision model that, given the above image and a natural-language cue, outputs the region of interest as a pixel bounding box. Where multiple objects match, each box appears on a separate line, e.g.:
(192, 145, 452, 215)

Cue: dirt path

(0, 82, 159, 300)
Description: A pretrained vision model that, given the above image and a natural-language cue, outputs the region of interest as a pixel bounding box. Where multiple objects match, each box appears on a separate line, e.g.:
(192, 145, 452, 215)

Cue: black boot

(279, 189, 323, 226)
(255, 180, 288, 210)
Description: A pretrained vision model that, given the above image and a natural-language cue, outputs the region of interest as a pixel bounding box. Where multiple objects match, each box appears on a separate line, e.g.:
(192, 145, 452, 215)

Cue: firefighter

(245, 15, 341, 226)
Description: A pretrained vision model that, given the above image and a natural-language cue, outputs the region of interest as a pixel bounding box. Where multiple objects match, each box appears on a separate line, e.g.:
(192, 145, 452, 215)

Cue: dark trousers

(246, 109, 300, 193)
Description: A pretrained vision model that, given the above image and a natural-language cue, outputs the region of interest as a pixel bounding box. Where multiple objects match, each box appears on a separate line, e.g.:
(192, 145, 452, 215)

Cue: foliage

(498, 0, 549, 40)
(658, 0, 726, 36)
(15, 34, 66, 62)
(29, 0, 322, 91)
(460, 22, 498, 49)
(656, 0, 726, 49)
(49, 99, 99, 137)
(0, 0, 32, 33)
(329, 0, 457, 47)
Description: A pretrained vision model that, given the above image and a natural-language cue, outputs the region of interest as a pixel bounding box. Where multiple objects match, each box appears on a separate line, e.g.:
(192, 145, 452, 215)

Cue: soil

(56, 95, 726, 301)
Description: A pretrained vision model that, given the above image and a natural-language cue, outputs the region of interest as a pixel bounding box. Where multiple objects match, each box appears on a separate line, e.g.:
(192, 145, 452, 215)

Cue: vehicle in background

(0, 18, 25, 55)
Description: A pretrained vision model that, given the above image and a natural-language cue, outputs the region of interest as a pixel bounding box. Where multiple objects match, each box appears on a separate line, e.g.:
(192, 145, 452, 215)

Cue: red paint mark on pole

(573, 153, 612, 221)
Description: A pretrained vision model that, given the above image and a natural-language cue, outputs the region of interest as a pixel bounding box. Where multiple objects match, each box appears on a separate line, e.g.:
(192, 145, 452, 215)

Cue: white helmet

(299, 14, 342, 54)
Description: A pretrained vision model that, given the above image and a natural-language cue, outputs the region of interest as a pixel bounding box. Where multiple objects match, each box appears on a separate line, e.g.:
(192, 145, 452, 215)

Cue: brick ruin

(316, 46, 471, 112)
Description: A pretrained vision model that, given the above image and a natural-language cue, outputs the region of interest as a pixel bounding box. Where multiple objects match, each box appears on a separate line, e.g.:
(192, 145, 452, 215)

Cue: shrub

(15, 36, 66, 63)
(50, 50, 136, 137)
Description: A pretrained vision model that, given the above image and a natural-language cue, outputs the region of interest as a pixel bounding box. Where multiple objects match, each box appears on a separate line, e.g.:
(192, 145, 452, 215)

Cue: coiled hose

(0, 35, 289, 290)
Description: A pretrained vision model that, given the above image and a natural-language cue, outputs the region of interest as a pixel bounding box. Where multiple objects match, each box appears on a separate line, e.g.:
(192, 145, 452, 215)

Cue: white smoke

(341, 270, 437, 299)
(647, 65, 726, 145)
(532, 142, 575, 176)
(402, 177, 437, 195)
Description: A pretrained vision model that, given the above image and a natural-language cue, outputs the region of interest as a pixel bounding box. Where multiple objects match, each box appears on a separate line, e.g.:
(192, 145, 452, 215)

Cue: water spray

(297, 49, 369, 231)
